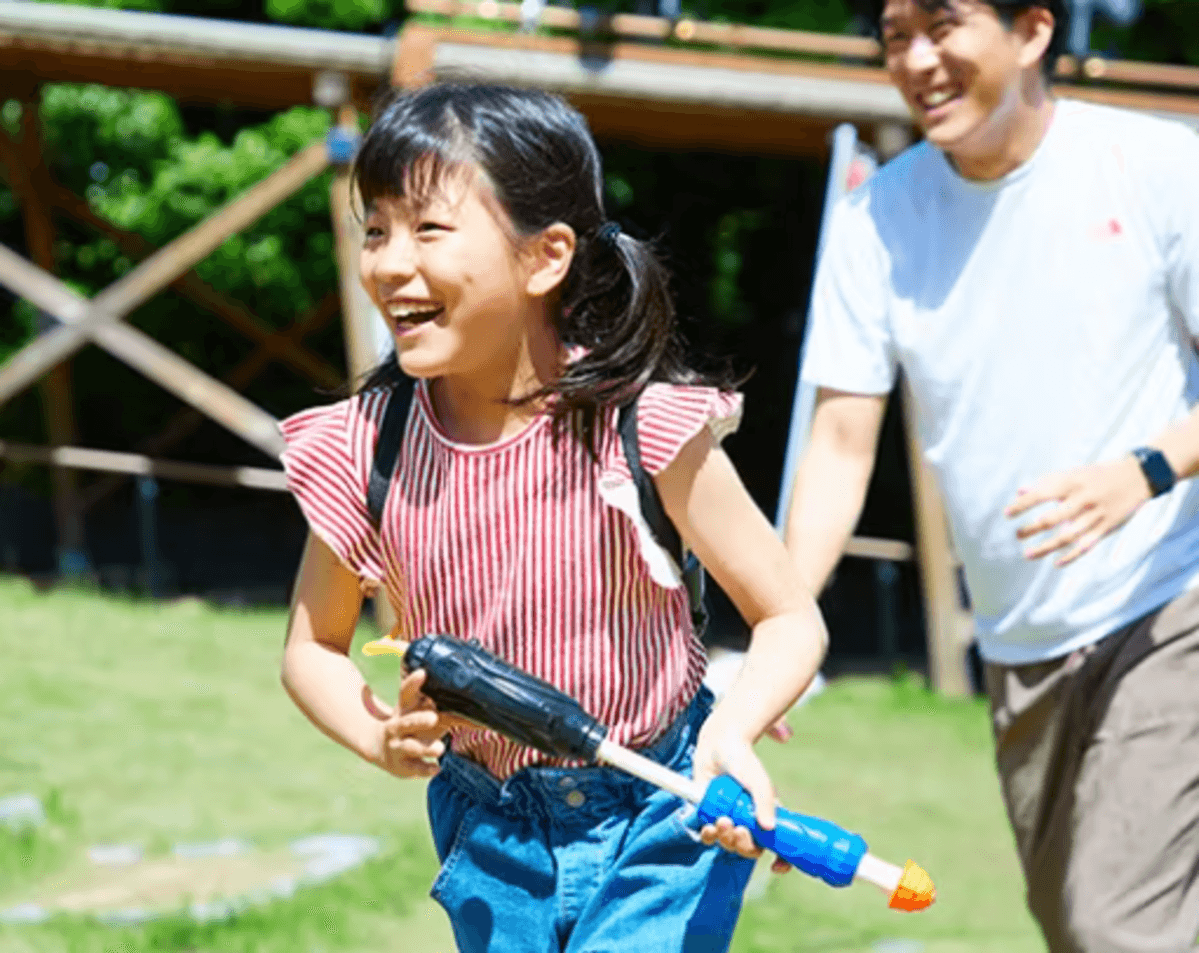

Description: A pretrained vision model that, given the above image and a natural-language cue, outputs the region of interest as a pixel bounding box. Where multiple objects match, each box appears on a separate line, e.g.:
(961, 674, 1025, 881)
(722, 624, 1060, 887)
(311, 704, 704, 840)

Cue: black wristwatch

(1131, 447, 1176, 498)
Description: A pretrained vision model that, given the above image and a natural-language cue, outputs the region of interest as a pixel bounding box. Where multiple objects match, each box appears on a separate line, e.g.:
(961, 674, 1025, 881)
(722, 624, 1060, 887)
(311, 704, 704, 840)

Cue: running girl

(279, 82, 827, 953)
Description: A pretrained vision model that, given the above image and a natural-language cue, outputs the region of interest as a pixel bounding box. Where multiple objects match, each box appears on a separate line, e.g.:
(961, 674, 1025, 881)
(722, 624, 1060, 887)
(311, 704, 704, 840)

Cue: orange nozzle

(888, 860, 936, 911)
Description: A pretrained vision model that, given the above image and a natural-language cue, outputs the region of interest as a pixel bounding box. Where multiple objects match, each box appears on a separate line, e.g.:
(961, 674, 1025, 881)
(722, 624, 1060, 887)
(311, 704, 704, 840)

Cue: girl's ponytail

(550, 221, 699, 450)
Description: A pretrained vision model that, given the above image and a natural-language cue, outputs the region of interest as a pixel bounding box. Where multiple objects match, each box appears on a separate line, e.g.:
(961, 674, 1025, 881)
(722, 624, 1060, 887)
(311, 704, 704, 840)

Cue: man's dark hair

(864, 0, 1069, 76)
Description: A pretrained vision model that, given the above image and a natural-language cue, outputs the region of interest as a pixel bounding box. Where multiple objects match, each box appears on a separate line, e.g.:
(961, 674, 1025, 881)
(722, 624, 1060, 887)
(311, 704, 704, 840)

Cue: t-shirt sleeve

(632, 383, 743, 475)
(799, 193, 897, 395)
(1158, 123, 1199, 336)
(279, 394, 387, 583)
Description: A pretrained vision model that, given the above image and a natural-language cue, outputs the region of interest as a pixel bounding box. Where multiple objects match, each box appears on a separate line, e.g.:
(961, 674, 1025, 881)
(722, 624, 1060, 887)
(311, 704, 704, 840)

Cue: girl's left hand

(1005, 456, 1151, 566)
(691, 722, 777, 862)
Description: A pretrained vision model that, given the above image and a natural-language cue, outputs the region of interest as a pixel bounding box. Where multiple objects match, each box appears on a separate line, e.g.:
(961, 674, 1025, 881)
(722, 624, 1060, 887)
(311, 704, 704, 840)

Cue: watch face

(1136, 448, 1176, 497)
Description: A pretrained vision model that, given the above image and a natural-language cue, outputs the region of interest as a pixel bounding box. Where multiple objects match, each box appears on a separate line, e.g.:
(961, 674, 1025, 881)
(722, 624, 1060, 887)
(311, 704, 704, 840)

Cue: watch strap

(1131, 447, 1176, 498)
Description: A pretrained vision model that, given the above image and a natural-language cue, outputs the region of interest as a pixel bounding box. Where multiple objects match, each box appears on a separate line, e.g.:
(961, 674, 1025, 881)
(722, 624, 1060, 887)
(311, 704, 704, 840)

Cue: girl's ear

(525, 222, 577, 298)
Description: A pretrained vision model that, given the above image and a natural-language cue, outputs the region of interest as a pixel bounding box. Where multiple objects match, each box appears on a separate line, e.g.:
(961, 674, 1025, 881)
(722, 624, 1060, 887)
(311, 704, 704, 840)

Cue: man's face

(881, 0, 1036, 158)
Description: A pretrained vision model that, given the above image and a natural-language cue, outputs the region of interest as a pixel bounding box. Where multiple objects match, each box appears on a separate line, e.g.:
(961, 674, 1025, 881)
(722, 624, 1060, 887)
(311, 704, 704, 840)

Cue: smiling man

(784, 1, 1199, 950)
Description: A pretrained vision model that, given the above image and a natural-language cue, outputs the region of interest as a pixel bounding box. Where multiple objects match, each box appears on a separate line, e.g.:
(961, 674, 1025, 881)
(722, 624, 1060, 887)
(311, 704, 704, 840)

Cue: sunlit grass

(0, 576, 1042, 952)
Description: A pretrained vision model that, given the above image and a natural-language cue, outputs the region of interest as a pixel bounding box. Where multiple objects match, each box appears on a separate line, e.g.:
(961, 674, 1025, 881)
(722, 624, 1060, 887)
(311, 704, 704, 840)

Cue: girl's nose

(905, 34, 939, 73)
(364, 232, 419, 284)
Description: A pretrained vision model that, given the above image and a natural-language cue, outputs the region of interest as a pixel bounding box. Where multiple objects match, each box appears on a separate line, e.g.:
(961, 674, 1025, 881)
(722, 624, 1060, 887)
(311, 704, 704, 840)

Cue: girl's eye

(883, 31, 909, 50)
(364, 225, 385, 239)
(416, 221, 449, 234)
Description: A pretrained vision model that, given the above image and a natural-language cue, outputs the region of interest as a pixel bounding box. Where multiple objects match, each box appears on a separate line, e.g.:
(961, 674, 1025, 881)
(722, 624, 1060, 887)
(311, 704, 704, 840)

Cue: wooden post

(901, 381, 973, 697)
(329, 109, 385, 393)
(328, 106, 397, 634)
(16, 94, 88, 572)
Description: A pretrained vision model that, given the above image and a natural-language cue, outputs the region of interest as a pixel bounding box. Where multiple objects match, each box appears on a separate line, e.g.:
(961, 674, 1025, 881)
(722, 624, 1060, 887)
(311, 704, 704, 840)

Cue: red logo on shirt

(1091, 217, 1123, 239)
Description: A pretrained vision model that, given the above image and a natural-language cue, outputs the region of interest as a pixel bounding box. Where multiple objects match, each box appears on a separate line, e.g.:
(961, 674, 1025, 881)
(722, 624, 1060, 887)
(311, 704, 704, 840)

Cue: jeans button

(565, 789, 586, 808)
(558, 776, 576, 789)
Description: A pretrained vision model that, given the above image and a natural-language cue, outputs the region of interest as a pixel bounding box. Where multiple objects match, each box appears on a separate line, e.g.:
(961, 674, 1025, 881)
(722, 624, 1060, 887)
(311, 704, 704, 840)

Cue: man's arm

(784, 388, 888, 594)
(1005, 123, 1199, 566)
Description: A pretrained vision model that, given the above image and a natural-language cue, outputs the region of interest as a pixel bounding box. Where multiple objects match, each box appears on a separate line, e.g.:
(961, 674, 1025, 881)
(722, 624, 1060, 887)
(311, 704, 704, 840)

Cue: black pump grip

(403, 634, 608, 762)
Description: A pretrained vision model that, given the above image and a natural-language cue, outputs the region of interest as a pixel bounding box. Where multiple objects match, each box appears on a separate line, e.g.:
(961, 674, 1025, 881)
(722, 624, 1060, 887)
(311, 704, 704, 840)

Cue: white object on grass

(702, 648, 826, 708)
(0, 793, 45, 831)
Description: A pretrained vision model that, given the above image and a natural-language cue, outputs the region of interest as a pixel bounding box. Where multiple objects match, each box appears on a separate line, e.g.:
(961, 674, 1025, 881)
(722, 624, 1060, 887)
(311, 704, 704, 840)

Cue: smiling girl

(277, 83, 827, 953)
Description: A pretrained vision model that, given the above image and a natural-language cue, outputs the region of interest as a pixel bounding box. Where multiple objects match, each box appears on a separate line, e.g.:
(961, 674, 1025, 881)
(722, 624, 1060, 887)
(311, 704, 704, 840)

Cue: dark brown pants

(985, 588, 1199, 953)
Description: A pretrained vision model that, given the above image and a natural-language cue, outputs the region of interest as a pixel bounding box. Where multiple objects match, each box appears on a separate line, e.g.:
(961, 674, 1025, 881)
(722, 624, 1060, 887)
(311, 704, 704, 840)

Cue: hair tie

(596, 221, 622, 249)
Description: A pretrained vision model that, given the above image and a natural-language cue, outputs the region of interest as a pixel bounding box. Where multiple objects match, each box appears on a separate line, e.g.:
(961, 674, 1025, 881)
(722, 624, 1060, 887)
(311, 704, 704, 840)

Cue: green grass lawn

(0, 575, 1044, 952)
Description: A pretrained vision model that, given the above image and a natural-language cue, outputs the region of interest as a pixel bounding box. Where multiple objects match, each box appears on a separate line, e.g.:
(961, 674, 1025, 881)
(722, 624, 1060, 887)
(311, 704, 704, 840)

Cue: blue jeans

(426, 687, 755, 953)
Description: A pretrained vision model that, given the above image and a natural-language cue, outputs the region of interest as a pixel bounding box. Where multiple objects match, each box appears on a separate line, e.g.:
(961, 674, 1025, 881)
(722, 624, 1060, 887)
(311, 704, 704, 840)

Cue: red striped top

(280, 380, 742, 780)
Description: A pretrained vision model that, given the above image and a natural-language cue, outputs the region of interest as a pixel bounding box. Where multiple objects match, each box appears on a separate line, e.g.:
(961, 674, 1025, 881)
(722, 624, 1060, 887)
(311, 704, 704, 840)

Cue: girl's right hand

(365, 669, 453, 779)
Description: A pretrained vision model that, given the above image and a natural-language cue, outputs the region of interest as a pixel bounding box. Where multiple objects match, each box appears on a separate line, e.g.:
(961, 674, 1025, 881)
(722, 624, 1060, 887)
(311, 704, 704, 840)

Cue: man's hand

(1005, 456, 1151, 566)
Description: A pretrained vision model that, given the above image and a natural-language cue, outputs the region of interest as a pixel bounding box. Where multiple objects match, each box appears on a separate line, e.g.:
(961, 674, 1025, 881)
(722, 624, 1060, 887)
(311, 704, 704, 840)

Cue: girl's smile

(359, 168, 541, 384)
(383, 297, 445, 336)
(357, 163, 572, 444)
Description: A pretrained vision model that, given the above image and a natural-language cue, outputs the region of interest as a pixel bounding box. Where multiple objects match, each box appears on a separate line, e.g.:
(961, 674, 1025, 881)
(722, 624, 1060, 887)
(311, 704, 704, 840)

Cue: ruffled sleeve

(279, 391, 390, 585)
(598, 383, 743, 586)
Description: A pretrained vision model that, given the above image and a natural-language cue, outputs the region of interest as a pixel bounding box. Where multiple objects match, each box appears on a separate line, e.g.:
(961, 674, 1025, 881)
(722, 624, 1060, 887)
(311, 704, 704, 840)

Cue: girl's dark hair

(352, 81, 733, 450)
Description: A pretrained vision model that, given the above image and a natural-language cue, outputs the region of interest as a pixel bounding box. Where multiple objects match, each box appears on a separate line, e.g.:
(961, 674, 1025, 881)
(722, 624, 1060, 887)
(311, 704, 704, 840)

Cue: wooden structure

(2, 2, 1199, 692)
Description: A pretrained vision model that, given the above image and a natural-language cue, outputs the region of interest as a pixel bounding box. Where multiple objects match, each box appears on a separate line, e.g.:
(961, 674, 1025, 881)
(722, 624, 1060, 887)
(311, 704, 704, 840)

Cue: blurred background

(1, 0, 1197, 950)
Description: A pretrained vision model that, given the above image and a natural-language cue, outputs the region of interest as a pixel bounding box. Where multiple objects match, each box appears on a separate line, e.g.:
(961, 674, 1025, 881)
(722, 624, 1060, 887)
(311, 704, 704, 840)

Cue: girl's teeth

(389, 306, 440, 319)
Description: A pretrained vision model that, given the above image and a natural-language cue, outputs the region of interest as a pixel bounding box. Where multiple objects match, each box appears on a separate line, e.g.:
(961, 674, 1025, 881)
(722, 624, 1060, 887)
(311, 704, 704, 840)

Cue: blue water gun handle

(697, 775, 867, 887)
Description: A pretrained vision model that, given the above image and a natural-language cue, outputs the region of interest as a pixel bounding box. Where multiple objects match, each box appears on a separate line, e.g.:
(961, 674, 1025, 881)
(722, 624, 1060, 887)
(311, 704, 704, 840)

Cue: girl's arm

(283, 532, 446, 779)
(656, 427, 829, 856)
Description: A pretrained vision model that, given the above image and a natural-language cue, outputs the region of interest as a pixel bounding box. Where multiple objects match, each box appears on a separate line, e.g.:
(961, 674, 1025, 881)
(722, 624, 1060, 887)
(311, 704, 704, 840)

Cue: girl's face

(359, 165, 549, 387)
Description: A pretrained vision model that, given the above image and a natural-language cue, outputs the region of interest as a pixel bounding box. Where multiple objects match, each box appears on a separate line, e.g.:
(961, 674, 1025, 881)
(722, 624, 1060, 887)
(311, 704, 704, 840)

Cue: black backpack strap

(618, 397, 683, 567)
(367, 375, 416, 527)
(618, 395, 709, 638)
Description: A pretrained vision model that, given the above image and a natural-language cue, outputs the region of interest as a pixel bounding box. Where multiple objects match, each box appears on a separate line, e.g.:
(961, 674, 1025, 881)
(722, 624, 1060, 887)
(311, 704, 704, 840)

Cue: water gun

(363, 632, 935, 911)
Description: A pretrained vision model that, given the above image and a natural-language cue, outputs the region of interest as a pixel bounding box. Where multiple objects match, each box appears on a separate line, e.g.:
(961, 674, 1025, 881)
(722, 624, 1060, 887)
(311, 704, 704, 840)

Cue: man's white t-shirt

(801, 100, 1199, 665)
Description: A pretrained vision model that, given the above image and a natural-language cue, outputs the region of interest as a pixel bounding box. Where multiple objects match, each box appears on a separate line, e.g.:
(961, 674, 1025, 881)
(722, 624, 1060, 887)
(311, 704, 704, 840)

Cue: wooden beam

(90, 140, 331, 320)
(0, 139, 331, 406)
(0, 58, 378, 114)
(0, 441, 289, 492)
(0, 244, 285, 458)
(47, 183, 343, 391)
(76, 290, 340, 513)
(573, 92, 836, 156)
(407, 0, 881, 60)
(0, 245, 89, 397)
(844, 536, 914, 563)
(901, 382, 973, 697)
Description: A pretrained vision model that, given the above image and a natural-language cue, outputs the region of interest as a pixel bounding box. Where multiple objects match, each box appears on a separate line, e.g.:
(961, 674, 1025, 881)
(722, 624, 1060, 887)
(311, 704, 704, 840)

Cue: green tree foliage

(30, 0, 400, 31)
(702, 0, 854, 33)
(1093, 0, 1199, 66)
(0, 85, 342, 455)
(267, 0, 394, 30)
(3, 0, 1197, 463)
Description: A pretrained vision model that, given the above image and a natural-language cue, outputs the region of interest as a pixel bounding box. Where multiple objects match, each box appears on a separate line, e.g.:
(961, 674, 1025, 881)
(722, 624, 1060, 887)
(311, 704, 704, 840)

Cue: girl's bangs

(352, 117, 473, 212)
